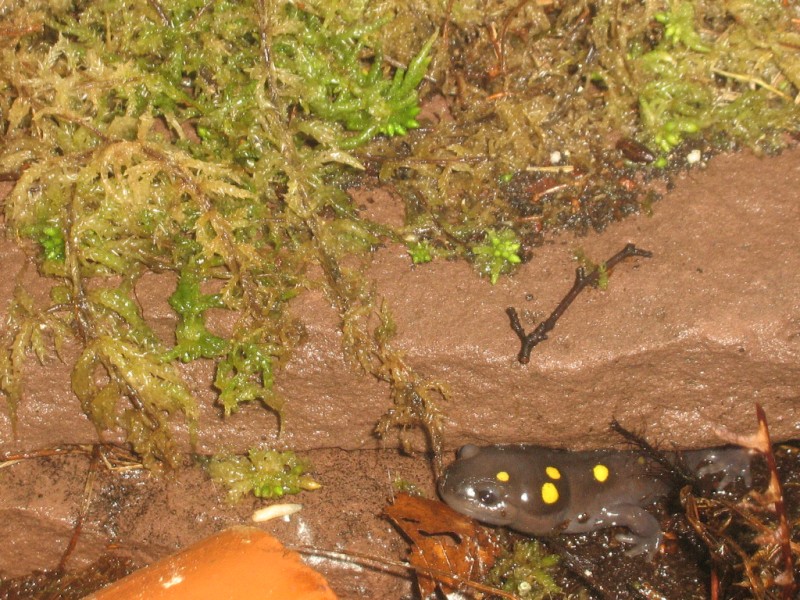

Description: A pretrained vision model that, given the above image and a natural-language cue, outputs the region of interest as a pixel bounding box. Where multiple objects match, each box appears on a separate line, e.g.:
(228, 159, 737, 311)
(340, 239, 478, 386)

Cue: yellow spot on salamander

(541, 482, 559, 504)
(545, 466, 561, 480)
(593, 464, 610, 483)
(496, 471, 510, 482)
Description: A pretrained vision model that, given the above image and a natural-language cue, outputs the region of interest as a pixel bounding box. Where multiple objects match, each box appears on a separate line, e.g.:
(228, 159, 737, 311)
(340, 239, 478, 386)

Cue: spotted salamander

(438, 444, 752, 558)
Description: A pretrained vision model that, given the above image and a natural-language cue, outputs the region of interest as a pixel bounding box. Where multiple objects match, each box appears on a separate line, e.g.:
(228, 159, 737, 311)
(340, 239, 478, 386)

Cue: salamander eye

(477, 489, 499, 506)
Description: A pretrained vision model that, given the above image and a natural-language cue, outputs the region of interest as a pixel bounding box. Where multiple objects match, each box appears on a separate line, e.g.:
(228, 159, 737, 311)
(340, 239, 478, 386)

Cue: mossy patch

(487, 539, 563, 599)
(205, 448, 319, 503)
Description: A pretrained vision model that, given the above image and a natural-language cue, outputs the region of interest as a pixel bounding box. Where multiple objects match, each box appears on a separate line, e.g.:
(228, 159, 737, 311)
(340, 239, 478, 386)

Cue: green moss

(38, 224, 66, 262)
(72, 336, 199, 471)
(271, 6, 436, 149)
(0, 0, 443, 467)
(91, 284, 161, 350)
(392, 477, 423, 496)
(205, 448, 320, 503)
(472, 229, 522, 284)
(487, 540, 562, 600)
(214, 339, 280, 417)
(165, 265, 228, 363)
(407, 241, 433, 265)
(633, 0, 800, 158)
(573, 249, 609, 290)
(654, 2, 711, 53)
(0, 287, 72, 429)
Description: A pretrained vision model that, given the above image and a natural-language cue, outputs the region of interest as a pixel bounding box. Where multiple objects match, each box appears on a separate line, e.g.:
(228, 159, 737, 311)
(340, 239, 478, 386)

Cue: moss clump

(392, 477, 424, 496)
(378, 0, 799, 254)
(633, 0, 800, 161)
(407, 240, 434, 265)
(487, 540, 562, 600)
(472, 229, 523, 284)
(0, 0, 442, 468)
(573, 249, 610, 290)
(206, 448, 320, 503)
(271, 6, 436, 149)
(165, 264, 228, 363)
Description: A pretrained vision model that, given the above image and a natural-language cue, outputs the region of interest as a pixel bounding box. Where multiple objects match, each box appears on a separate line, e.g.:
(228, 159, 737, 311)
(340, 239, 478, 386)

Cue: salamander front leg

(598, 503, 663, 559)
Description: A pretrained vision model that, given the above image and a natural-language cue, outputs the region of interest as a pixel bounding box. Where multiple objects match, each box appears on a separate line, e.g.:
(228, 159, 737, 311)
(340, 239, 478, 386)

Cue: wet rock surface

(2, 149, 800, 455)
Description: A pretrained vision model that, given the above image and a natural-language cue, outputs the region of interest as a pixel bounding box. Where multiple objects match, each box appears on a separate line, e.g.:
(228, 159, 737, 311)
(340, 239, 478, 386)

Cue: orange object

(87, 526, 337, 600)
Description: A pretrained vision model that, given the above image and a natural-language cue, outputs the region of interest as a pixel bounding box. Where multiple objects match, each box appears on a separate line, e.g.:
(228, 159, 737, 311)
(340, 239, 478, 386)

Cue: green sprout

(472, 229, 522, 284)
(574, 248, 610, 290)
(596, 263, 609, 290)
(407, 240, 433, 264)
(206, 448, 320, 503)
(392, 477, 423, 496)
(498, 172, 514, 184)
(273, 8, 436, 148)
(38, 225, 66, 262)
(487, 540, 562, 600)
(165, 266, 229, 363)
(654, 2, 711, 53)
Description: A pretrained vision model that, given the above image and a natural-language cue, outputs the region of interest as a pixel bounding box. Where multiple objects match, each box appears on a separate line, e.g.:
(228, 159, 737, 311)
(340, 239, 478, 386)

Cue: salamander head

(438, 444, 577, 536)
(438, 444, 520, 527)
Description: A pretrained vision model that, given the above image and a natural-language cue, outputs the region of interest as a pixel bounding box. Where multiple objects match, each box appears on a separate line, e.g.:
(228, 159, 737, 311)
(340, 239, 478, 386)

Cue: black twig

(507, 243, 652, 364)
(610, 418, 695, 486)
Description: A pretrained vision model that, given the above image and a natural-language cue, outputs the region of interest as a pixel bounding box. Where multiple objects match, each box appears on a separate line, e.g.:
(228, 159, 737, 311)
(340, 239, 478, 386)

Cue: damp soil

(1, 445, 799, 599)
(0, 449, 433, 599)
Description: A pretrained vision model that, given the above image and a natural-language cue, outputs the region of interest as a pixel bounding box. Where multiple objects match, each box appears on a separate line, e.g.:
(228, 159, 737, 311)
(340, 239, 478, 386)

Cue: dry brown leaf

(385, 492, 508, 598)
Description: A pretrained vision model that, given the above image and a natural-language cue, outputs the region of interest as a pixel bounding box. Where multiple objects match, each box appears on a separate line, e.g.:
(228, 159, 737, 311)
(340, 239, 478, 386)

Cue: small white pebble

(549, 150, 562, 164)
(252, 503, 303, 522)
(686, 149, 702, 164)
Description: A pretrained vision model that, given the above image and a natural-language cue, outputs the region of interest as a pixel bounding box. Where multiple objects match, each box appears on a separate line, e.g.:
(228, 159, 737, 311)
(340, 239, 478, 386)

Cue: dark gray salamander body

(438, 444, 751, 558)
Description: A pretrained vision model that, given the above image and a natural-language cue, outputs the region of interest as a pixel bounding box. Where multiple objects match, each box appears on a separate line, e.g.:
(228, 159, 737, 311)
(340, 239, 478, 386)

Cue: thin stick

(0, 444, 95, 467)
(507, 243, 652, 363)
(58, 446, 100, 572)
(712, 68, 792, 101)
(0, 443, 142, 470)
(290, 546, 519, 599)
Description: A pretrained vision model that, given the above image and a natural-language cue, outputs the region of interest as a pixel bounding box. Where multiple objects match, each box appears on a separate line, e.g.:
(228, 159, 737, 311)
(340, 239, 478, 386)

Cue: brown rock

(1, 150, 799, 600)
(1, 150, 799, 457)
(282, 148, 800, 450)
